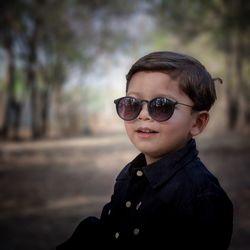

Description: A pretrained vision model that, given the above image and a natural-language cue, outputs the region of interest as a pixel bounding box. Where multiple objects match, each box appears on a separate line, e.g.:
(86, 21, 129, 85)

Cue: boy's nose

(138, 103, 151, 121)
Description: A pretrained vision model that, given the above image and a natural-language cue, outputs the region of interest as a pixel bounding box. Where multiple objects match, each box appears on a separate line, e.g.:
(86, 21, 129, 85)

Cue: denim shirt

(100, 139, 233, 249)
(57, 139, 233, 250)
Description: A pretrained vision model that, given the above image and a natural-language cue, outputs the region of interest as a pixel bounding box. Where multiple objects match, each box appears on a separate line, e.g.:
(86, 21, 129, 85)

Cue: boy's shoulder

(174, 157, 226, 197)
(188, 158, 219, 184)
(156, 158, 232, 210)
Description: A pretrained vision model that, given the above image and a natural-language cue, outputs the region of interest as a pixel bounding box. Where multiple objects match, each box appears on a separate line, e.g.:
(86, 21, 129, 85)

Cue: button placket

(125, 201, 132, 208)
(136, 170, 143, 177)
(115, 232, 119, 239)
(133, 228, 140, 236)
(136, 201, 142, 210)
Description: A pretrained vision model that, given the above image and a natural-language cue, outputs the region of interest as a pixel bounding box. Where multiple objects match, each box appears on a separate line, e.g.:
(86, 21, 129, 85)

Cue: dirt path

(0, 133, 249, 250)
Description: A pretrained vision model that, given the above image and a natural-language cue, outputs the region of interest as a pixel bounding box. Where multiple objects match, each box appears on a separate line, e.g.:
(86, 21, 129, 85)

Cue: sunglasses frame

(114, 96, 194, 122)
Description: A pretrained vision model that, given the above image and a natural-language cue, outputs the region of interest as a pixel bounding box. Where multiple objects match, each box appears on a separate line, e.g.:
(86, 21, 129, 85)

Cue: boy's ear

(190, 111, 209, 137)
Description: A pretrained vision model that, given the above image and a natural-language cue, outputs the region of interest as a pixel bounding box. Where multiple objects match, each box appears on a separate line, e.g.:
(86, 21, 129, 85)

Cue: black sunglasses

(114, 96, 193, 122)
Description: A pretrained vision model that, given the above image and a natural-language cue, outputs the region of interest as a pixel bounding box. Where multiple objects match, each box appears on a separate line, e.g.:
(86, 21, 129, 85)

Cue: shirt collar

(126, 139, 198, 189)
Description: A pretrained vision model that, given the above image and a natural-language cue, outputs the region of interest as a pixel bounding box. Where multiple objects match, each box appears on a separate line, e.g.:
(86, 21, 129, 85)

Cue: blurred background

(0, 0, 249, 249)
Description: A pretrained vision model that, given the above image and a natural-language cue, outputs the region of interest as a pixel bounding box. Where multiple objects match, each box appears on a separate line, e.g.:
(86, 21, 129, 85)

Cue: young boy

(57, 51, 233, 249)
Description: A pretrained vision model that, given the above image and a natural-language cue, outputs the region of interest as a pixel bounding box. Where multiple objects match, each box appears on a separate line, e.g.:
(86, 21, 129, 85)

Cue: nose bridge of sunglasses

(138, 100, 151, 117)
(140, 100, 149, 107)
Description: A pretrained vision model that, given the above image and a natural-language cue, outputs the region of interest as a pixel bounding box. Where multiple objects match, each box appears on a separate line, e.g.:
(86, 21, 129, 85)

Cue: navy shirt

(57, 139, 233, 249)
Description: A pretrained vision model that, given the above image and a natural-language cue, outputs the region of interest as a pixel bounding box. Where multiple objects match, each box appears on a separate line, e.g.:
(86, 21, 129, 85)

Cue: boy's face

(125, 71, 198, 164)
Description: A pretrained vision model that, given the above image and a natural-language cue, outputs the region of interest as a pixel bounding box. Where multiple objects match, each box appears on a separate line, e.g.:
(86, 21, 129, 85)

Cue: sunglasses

(114, 96, 194, 122)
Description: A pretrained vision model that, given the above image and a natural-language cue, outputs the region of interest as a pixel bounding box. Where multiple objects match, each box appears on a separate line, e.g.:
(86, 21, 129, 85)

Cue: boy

(57, 51, 233, 249)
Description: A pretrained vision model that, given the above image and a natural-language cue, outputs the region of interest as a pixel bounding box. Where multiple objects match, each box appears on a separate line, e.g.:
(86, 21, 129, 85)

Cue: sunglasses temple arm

(177, 102, 194, 108)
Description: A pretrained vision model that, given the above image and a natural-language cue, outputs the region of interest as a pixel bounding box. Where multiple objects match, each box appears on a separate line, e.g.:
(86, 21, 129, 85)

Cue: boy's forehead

(127, 71, 192, 102)
(128, 71, 181, 91)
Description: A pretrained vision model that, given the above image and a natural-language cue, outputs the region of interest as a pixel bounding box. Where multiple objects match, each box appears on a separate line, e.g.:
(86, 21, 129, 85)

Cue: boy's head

(126, 51, 218, 111)
(114, 51, 220, 164)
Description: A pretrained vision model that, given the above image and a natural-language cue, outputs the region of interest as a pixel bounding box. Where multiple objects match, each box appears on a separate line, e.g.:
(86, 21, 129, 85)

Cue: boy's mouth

(136, 127, 159, 134)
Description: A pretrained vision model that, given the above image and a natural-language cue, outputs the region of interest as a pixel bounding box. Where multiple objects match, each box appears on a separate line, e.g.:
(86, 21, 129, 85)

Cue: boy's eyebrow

(126, 91, 141, 97)
(126, 91, 178, 101)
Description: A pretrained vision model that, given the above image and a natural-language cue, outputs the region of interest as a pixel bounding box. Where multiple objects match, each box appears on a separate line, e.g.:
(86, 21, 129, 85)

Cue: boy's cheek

(124, 122, 134, 133)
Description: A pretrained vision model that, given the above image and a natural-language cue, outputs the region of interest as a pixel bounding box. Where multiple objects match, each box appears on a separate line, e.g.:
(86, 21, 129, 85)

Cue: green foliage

(0, 79, 5, 92)
(14, 77, 26, 101)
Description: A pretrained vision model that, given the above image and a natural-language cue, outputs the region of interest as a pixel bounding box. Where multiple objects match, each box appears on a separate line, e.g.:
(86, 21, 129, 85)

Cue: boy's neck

(145, 154, 162, 165)
(144, 138, 193, 166)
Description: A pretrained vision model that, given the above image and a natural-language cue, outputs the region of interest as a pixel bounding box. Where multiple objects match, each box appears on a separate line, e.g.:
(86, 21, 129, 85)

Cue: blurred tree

(152, 0, 250, 130)
(218, 0, 250, 129)
(0, 0, 143, 139)
(0, 1, 24, 139)
(22, 0, 82, 138)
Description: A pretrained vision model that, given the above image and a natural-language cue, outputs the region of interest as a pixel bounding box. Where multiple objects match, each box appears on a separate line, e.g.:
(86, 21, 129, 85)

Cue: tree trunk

(26, 18, 40, 139)
(224, 35, 239, 130)
(1, 37, 16, 139)
(234, 28, 246, 130)
(40, 89, 50, 137)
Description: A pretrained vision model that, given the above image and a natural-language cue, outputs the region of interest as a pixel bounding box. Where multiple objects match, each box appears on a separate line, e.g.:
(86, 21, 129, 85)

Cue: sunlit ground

(0, 132, 249, 249)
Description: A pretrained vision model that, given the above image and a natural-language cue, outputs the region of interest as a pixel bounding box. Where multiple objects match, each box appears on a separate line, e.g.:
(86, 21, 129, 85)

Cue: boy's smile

(135, 126, 159, 138)
(125, 71, 202, 165)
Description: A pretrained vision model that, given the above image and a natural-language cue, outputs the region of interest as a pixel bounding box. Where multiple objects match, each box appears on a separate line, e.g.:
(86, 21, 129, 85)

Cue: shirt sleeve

(56, 216, 101, 250)
(194, 192, 233, 250)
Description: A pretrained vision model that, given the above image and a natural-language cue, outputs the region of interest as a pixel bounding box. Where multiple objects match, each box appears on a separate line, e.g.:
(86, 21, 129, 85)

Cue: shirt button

(136, 170, 143, 177)
(126, 201, 132, 208)
(136, 201, 142, 210)
(108, 209, 111, 215)
(115, 232, 119, 239)
(133, 228, 140, 236)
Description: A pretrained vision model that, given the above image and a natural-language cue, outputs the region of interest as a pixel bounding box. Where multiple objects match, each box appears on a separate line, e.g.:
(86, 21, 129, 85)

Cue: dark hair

(126, 51, 221, 111)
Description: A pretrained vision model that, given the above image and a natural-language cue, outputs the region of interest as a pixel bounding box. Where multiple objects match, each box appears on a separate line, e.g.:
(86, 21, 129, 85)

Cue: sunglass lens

(149, 98, 175, 121)
(117, 97, 141, 121)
